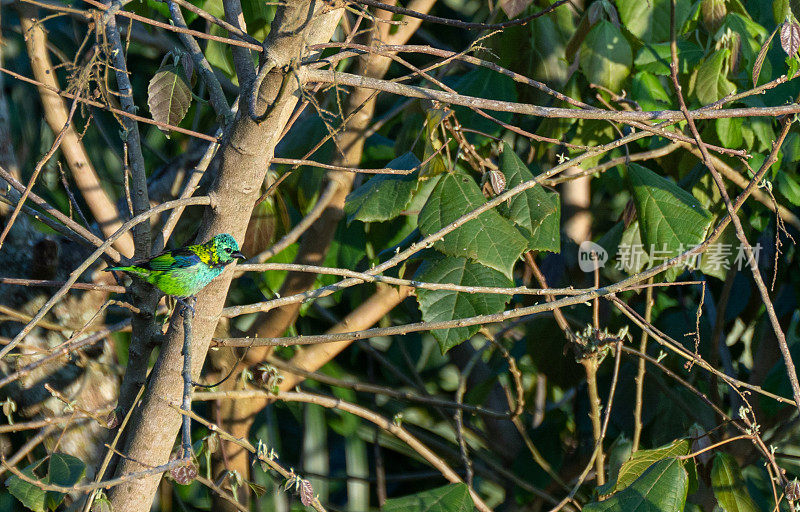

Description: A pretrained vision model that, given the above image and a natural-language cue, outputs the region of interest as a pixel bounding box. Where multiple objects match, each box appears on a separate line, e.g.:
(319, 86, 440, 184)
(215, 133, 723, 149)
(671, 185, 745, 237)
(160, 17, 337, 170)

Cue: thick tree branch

(105, 4, 343, 511)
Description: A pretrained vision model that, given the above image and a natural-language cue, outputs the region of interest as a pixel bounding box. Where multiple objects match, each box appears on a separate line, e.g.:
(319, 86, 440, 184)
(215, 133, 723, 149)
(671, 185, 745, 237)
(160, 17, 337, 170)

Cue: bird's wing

(141, 248, 201, 271)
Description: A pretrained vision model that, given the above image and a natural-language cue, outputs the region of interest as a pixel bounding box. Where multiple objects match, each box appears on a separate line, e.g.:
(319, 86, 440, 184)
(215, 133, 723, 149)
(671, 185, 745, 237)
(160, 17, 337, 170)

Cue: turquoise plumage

(105, 233, 245, 297)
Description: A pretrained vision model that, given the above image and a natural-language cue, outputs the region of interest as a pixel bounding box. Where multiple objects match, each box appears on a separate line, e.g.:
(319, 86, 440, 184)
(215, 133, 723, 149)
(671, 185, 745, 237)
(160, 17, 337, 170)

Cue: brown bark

(106, 4, 342, 511)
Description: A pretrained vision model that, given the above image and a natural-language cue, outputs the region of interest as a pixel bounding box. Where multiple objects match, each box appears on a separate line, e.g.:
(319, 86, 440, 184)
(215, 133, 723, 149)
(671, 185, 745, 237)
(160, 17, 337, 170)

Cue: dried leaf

(147, 64, 193, 135)
(753, 24, 779, 85)
(781, 20, 800, 56)
(105, 409, 119, 429)
(786, 479, 800, 501)
(205, 432, 219, 454)
(299, 479, 314, 506)
(486, 170, 506, 195)
(170, 461, 198, 485)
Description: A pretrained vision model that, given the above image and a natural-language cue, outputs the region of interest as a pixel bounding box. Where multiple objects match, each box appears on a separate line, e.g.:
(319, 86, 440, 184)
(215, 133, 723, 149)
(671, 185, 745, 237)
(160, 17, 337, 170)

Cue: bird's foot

(176, 296, 196, 316)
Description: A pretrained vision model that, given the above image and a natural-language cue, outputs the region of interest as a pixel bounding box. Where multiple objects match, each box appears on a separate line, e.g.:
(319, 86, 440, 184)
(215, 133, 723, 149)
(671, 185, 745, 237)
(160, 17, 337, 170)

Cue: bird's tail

(105, 266, 132, 272)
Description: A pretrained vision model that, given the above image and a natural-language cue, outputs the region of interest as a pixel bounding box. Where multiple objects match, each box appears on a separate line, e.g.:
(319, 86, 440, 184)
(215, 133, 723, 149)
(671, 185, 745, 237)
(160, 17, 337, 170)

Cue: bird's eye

(225, 247, 232, 253)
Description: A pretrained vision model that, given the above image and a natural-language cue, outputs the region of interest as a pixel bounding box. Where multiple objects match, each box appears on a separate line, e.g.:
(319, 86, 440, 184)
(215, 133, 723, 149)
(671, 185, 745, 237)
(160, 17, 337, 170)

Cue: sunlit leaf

(418, 173, 527, 278)
(579, 20, 632, 92)
(585, 458, 689, 512)
(627, 163, 713, 271)
(692, 49, 737, 104)
(617, 0, 692, 43)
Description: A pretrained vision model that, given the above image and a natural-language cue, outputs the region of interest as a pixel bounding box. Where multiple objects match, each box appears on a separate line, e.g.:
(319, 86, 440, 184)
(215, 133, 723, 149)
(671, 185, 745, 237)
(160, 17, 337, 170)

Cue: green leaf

(205, 26, 237, 79)
(418, 173, 527, 278)
(716, 117, 744, 148)
(202, 0, 274, 39)
(450, 67, 517, 140)
(344, 153, 421, 224)
(711, 453, 759, 512)
(617, 0, 692, 43)
(45, 453, 85, 510)
(383, 483, 475, 512)
(635, 41, 705, 75)
(749, 117, 775, 152)
(415, 256, 512, 353)
(421, 108, 451, 178)
(693, 49, 737, 104)
(631, 72, 672, 110)
(790, 53, 800, 78)
(619, 220, 649, 274)
(585, 458, 688, 512)
(47, 453, 85, 488)
(530, 12, 570, 90)
(147, 64, 193, 135)
(782, 131, 800, 162)
(776, 171, 800, 206)
(498, 145, 560, 252)
(627, 164, 713, 266)
(615, 439, 691, 492)
(579, 20, 632, 92)
(697, 221, 738, 280)
(6, 467, 46, 512)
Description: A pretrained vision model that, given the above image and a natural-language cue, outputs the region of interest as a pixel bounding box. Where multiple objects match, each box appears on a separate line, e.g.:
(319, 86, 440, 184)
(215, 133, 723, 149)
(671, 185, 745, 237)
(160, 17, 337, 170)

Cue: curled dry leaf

(753, 24, 779, 85)
(105, 409, 119, 429)
(170, 460, 198, 485)
(786, 479, 800, 501)
(299, 479, 315, 506)
(487, 170, 506, 195)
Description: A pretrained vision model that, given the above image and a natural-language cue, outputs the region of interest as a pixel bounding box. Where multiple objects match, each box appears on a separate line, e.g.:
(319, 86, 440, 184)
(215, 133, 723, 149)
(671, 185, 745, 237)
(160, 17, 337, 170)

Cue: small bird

(105, 233, 246, 298)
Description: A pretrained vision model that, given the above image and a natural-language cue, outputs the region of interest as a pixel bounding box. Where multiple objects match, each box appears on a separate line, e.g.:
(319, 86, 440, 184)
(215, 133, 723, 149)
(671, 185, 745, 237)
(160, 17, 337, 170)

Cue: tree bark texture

(106, 4, 342, 511)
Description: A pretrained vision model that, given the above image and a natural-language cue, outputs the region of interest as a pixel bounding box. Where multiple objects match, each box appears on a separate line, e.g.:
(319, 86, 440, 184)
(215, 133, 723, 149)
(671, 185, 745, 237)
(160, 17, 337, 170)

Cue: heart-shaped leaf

(415, 256, 512, 353)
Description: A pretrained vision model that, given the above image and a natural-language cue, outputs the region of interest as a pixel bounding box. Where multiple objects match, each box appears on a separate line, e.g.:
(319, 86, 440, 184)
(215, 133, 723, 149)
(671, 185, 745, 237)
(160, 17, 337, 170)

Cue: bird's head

(209, 233, 246, 264)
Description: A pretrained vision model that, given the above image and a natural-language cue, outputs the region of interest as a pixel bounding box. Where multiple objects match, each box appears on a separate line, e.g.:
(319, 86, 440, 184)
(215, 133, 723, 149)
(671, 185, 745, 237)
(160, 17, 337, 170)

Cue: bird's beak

(232, 251, 246, 260)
